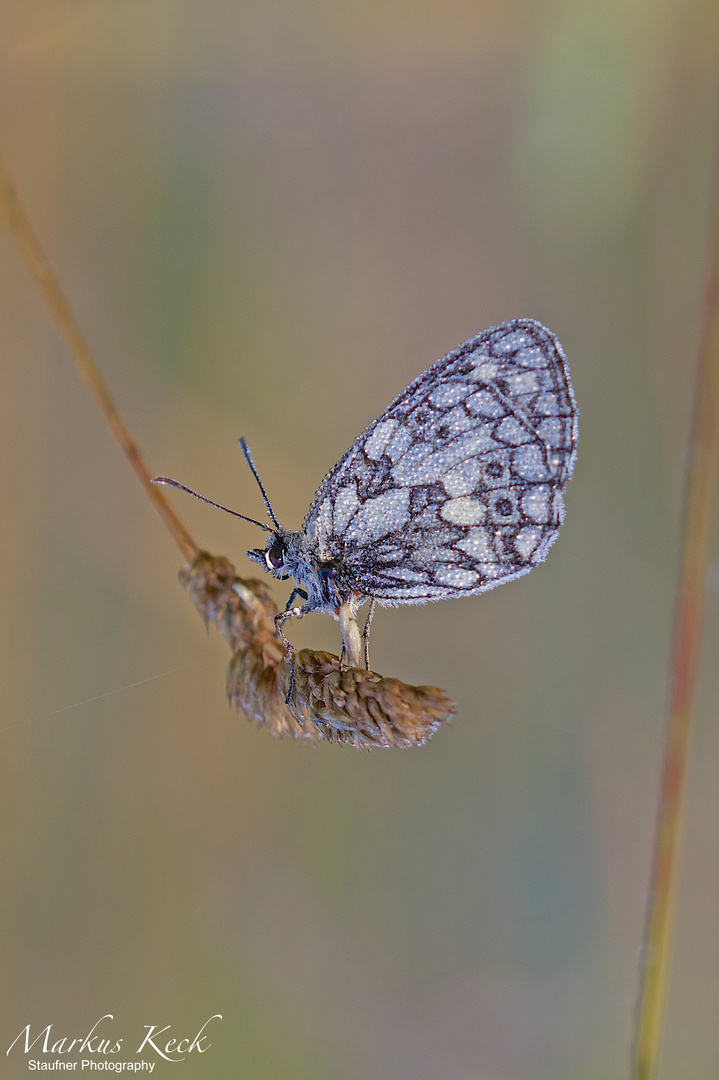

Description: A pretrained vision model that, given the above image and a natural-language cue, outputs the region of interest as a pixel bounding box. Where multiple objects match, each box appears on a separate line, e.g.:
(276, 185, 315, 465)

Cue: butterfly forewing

(303, 319, 578, 605)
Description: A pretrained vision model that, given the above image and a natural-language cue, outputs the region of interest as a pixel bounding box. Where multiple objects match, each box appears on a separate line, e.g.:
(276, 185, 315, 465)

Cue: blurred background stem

(632, 107, 719, 1080)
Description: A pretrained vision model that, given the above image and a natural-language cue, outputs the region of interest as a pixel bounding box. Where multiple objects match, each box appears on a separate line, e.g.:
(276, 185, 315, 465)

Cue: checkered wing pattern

(303, 319, 578, 604)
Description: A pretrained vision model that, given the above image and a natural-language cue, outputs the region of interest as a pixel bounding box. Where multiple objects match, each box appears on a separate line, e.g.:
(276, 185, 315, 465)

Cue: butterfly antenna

(151, 477, 273, 533)
(238, 438, 281, 529)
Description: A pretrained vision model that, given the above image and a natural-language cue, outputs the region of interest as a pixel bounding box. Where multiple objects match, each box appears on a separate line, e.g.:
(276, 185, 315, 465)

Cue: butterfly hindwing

(302, 319, 578, 605)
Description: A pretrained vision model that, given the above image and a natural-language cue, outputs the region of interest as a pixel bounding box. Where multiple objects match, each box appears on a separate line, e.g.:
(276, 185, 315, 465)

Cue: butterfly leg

(362, 598, 376, 671)
(338, 602, 363, 670)
(284, 587, 308, 610)
(274, 605, 309, 704)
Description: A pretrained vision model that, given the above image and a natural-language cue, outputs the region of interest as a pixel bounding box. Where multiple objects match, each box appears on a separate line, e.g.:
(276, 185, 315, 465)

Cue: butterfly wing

(303, 319, 578, 604)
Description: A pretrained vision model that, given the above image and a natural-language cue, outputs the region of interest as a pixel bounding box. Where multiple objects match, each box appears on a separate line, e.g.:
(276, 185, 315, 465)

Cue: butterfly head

(247, 532, 292, 581)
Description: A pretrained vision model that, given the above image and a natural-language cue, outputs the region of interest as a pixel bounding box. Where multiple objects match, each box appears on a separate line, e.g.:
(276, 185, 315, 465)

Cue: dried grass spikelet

(282, 650, 455, 750)
(180, 551, 316, 741)
(180, 552, 455, 748)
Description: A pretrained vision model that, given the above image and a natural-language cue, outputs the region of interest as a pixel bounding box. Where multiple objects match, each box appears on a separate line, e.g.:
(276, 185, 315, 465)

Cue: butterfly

(155, 319, 578, 678)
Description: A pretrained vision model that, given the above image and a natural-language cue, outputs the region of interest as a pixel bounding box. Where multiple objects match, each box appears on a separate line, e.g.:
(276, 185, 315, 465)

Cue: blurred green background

(2, 2, 719, 1077)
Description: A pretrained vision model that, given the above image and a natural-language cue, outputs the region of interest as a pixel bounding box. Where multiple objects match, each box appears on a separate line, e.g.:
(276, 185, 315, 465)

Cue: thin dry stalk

(0, 152, 197, 562)
(632, 143, 719, 1076)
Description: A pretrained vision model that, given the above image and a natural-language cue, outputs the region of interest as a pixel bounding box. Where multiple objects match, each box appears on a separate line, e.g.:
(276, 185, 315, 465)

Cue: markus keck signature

(7, 1014, 223, 1070)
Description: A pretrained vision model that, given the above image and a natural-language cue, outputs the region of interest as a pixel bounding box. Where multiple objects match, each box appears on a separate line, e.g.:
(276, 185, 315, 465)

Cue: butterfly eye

(265, 538, 286, 571)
